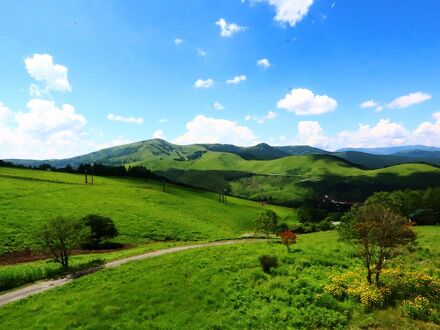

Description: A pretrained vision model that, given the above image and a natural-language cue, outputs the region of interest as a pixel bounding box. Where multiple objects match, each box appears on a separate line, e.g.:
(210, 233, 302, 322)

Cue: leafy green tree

(339, 203, 415, 285)
(82, 214, 118, 247)
(422, 188, 440, 225)
(37, 217, 90, 269)
(255, 209, 278, 240)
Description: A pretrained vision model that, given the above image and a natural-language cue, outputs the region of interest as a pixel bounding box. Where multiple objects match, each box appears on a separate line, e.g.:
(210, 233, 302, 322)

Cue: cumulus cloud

(226, 75, 247, 84)
(107, 113, 144, 124)
(0, 99, 92, 159)
(256, 0, 315, 27)
(387, 91, 431, 109)
(173, 115, 257, 146)
(295, 121, 329, 147)
(24, 54, 71, 93)
(213, 101, 224, 110)
(277, 88, 337, 115)
(174, 38, 183, 45)
(153, 129, 166, 139)
(257, 58, 271, 69)
(412, 112, 440, 146)
(194, 78, 214, 88)
(215, 18, 246, 37)
(337, 119, 408, 148)
(279, 114, 440, 150)
(0, 102, 12, 122)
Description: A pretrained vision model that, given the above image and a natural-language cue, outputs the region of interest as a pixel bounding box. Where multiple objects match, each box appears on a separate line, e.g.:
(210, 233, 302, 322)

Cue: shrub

(81, 214, 118, 247)
(259, 255, 278, 274)
(279, 230, 296, 252)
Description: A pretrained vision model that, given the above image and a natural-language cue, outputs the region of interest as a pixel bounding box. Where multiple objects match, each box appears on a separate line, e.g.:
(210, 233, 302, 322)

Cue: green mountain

(5, 139, 440, 205)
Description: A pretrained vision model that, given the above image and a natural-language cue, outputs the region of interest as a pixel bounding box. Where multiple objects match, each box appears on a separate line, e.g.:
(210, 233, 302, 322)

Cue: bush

(82, 214, 118, 247)
(259, 255, 278, 274)
(326, 267, 440, 318)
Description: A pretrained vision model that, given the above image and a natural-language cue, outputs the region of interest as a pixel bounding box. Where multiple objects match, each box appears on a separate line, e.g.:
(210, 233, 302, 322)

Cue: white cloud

(257, 58, 271, 69)
(277, 88, 337, 115)
(174, 38, 183, 45)
(158, 118, 168, 123)
(360, 100, 383, 112)
(412, 112, 440, 146)
(278, 114, 440, 150)
(360, 100, 378, 109)
(153, 129, 166, 139)
(244, 111, 277, 124)
(256, 0, 315, 27)
(194, 78, 214, 88)
(0, 99, 92, 159)
(337, 119, 408, 148)
(107, 113, 144, 124)
(24, 54, 71, 93)
(295, 121, 329, 148)
(16, 99, 86, 136)
(173, 115, 257, 146)
(0, 102, 12, 122)
(197, 49, 207, 56)
(215, 18, 246, 37)
(226, 75, 247, 84)
(387, 91, 431, 109)
(213, 101, 224, 110)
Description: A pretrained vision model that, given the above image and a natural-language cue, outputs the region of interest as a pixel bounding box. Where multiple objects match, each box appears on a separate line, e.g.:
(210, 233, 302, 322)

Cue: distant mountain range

(336, 145, 440, 155)
(6, 140, 440, 170)
(4, 139, 440, 205)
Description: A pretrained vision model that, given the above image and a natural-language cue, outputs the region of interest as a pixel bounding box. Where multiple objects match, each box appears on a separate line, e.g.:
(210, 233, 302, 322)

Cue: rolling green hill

(0, 167, 294, 255)
(5, 139, 440, 205)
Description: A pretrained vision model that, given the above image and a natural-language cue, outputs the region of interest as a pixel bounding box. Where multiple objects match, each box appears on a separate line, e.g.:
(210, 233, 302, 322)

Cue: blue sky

(1, 0, 440, 159)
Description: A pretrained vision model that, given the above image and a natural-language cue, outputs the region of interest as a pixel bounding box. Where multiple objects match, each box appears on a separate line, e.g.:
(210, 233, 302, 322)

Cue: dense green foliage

(0, 228, 438, 329)
(366, 188, 440, 225)
(0, 167, 293, 255)
(81, 214, 118, 247)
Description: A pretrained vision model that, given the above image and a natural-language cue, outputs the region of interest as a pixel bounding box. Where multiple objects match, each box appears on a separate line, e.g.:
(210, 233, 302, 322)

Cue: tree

(255, 209, 278, 241)
(82, 214, 118, 247)
(339, 203, 415, 285)
(422, 188, 440, 225)
(279, 230, 296, 252)
(37, 217, 90, 269)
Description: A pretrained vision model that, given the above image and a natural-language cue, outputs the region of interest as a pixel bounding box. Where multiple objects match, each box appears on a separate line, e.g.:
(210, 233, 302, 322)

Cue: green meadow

(0, 227, 438, 329)
(0, 167, 294, 255)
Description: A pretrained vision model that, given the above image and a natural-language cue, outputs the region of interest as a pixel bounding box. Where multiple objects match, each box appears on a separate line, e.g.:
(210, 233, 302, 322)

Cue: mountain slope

(5, 139, 440, 204)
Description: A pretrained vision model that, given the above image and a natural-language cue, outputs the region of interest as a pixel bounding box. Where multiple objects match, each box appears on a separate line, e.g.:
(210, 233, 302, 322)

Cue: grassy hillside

(0, 167, 294, 255)
(6, 139, 440, 204)
(0, 227, 438, 329)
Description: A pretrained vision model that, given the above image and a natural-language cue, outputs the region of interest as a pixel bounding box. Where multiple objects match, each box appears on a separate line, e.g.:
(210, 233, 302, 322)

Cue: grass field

(0, 227, 438, 329)
(0, 167, 294, 255)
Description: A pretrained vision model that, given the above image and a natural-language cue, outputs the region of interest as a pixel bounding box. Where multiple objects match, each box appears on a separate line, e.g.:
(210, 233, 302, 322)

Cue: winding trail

(0, 239, 259, 307)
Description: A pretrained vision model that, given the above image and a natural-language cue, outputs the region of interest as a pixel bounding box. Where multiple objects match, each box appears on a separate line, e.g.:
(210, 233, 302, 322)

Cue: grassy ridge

(0, 227, 437, 329)
(0, 167, 294, 255)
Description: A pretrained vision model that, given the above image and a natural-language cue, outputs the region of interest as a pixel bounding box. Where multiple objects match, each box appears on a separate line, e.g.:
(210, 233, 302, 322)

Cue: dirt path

(0, 239, 259, 307)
